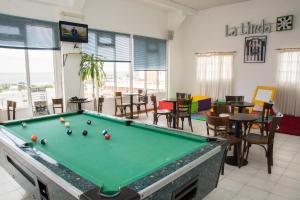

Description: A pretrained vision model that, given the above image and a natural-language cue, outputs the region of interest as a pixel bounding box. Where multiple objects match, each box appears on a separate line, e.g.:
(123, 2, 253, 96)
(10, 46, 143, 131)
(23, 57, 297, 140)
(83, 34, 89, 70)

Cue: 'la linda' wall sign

(225, 15, 294, 37)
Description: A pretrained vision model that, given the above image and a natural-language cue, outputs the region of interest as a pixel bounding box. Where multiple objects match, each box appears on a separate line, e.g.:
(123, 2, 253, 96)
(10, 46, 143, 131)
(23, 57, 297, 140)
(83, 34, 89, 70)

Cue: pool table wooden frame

(0, 111, 226, 200)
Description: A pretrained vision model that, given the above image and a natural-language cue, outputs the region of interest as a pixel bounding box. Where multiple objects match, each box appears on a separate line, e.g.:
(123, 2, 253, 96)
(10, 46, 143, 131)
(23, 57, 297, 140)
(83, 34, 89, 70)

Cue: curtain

(276, 51, 300, 116)
(82, 29, 130, 62)
(196, 54, 233, 100)
(133, 35, 167, 71)
(0, 14, 60, 50)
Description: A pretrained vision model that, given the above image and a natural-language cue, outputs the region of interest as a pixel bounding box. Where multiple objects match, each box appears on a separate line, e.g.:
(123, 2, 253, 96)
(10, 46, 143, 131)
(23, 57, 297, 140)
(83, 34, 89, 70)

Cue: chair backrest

(176, 93, 191, 100)
(176, 98, 192, 115)
(98, 96, 104, 113)
(206, 115, 230, 136)
(114, 92, 123, 106)
(261, 102, 273, 122)
(7, 100, 16, 120)
(150, 95, 158, 114)
(212, 104, 231, 115)
(268, 113, 283, 145)
(138, 89, 148, 103)
(52, 98, 63, 114)
(226, 96, 244, 103)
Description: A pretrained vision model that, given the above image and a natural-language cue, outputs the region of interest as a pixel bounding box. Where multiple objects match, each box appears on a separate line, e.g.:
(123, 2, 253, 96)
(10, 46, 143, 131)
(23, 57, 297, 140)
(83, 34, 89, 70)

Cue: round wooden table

(227, 113, 259, 166)
(123, 93, 139, 119)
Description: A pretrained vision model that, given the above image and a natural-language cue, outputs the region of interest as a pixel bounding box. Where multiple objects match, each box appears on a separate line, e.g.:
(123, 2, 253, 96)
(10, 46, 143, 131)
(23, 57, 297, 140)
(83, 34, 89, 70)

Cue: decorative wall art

(244, 36, 267, 63)
(276, 15, 294, 31)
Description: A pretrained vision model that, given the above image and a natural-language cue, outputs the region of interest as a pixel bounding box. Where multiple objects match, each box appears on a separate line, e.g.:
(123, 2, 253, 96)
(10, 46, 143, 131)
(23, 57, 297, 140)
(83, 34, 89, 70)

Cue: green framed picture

(276, 15, 294, 31)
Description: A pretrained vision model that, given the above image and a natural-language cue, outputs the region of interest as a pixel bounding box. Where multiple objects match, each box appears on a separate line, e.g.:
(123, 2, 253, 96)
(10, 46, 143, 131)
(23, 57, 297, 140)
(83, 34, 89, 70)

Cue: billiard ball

(65, 122, 70, 128)
(104, 133, 111, 140)
(87, 120, 92, 125)
(67, 129, 72, 135)
(60, 117, 65, 123)
(102, 129, 108, 135)
(41, 138, 47, 145)
(82, 130, 88, 136)
(31, 135, 38, 142)
(21, 122, 27, 128)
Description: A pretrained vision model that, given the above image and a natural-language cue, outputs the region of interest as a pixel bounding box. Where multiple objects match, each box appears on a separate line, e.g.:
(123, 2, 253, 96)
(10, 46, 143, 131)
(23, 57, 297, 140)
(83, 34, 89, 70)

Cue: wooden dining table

(226, 113, 259, 166)
(230, 101, 255, 113)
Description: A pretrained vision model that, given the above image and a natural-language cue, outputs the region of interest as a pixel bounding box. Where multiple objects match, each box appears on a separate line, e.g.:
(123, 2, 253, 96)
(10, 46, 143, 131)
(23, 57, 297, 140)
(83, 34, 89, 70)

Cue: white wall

(171, 0, 300, 101)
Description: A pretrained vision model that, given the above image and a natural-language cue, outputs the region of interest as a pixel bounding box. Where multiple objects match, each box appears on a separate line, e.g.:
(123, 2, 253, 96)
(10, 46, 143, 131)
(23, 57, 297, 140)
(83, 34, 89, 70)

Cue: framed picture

(244, 36, 267, 63)
(276, 15, 293, 31)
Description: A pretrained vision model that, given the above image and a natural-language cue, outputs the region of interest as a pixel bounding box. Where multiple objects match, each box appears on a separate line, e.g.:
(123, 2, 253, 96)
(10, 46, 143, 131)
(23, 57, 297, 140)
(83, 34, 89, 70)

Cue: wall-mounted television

(59, 21, 88, 43)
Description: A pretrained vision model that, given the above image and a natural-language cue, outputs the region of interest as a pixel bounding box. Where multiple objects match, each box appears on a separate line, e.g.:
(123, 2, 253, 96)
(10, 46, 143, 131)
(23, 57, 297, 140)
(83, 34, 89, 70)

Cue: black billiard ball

(102, 129, 108, 135)
(41, 138, 47, 145)
(87, 120, 92, 125)
(67, 129, 72, 135)
(82, 130, 88, 136)
(21, 122, 27, 128)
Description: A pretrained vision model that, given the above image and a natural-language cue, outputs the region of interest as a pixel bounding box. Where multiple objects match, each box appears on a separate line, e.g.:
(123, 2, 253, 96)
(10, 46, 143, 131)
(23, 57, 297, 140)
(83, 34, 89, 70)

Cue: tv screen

(59, 21, 88, 43)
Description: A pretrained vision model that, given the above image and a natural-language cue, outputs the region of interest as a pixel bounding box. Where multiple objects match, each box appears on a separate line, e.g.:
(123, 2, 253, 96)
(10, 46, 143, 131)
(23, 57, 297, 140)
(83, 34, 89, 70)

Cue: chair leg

(115, 107, 117, 116)
(137, 105, 140, 116)
(245, 144, 251, 161)
(181, 117, 184, 130)
(188, 117, 193, 132)
(267, 149, 272, 174)
(221, 148, 229, 175)
(144, 104, 148, 117)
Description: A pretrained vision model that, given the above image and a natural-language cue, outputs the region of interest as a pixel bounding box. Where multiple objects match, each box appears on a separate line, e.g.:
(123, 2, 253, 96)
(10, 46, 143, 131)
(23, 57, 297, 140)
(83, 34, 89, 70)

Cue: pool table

(0, 111, 226, 200)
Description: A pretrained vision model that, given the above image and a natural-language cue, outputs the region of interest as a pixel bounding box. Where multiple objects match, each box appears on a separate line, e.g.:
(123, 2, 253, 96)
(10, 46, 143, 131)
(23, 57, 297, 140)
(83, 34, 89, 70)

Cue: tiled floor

(1, 113, 300, 200)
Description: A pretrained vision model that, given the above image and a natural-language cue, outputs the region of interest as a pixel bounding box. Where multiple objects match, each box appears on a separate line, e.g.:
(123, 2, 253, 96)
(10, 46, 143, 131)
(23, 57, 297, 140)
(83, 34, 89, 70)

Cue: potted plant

(79, 53, 106, 111)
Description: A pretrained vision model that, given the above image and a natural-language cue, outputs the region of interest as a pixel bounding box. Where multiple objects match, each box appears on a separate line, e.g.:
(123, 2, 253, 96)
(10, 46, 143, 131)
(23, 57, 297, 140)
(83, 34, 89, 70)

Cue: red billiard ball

(104, 134, 111, 140)
(31, 135, 38, 142)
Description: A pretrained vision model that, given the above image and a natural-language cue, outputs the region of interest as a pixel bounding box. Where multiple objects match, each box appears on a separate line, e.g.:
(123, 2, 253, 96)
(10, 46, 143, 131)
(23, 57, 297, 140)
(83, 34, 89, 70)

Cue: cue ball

(104, 133, 111, 140)
(87, 120, 92, 125)
(102, 130, 108, 135)
(31, 135, 38, 142)
(82, 130, 88, 136)
(67, 129, 72, 135)
(41, 138, 47, 145)
(65, 122, 70, 128)
(21, 122, 27, 128)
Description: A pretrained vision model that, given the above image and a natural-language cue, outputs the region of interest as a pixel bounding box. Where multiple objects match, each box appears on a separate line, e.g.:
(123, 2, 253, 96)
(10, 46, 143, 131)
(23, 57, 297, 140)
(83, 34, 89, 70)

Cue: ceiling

(171, 0, 251, 10)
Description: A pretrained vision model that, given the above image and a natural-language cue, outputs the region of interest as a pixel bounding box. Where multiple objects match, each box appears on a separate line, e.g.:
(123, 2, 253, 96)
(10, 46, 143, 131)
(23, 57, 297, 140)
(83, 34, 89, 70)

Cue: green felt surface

(2, 112, 208, 192)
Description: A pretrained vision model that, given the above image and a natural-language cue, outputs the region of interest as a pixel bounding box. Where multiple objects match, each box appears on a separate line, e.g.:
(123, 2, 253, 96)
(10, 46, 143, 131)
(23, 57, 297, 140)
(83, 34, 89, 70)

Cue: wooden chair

(114, 92, 130, 117)
(243, 113, 283, 174)
(211, 104, 231, 116)
(176, 92, 191, 100)
(7, 100, 16, 120)
(249, 102, 273, 136)
(174, 98, 193, 132)
(150, 95, 171, 127)
(226, 96, 245, 113)
(98, 96, 104, 113)
(52, 98, 64, 114)
(134, 89, 148, 117)
(206, 115, 242, 174)
(225, 96, 244, 103)
(34, 101, 50, 116)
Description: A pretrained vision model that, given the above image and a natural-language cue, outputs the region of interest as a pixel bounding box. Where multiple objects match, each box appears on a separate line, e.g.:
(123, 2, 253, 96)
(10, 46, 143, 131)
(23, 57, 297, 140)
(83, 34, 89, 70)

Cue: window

(116, 62, 130, 93)
(0, 48, 58, 109)
(28, 50, 55, 104)
(196, 53, 233, 99)
(0, 48, 28, 108)
(83, 31, 168, 97)
(276, 51, 300, 115)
